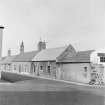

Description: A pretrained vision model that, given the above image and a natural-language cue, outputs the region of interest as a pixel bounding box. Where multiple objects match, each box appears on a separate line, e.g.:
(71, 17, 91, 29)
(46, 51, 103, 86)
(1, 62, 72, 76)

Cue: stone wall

(33, 61, 56, 79)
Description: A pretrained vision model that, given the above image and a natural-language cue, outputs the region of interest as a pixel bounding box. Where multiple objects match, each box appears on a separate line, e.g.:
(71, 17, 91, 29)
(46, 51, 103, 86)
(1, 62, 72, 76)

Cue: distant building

(0, 49, 17, 72)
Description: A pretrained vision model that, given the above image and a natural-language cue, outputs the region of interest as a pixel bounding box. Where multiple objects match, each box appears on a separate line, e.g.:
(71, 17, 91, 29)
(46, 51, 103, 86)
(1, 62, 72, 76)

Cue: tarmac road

(0, 78, 104, 105)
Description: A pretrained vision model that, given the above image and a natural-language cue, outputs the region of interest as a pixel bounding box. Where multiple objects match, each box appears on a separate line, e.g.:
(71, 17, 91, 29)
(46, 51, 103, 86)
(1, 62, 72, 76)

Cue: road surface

(0, 78, 104, 105)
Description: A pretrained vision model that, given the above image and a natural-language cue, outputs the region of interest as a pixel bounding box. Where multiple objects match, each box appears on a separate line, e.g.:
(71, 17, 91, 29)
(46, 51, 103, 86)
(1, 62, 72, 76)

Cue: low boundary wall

(1, 71, 35, 82)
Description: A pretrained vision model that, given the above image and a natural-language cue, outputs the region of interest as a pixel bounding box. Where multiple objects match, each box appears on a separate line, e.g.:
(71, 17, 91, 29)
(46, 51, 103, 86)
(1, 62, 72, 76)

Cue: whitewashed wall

(57, 63, 91, 83)
(90, 49, 105, 65)
(12, 62, 31, 74)
(90, 49, 105, 82)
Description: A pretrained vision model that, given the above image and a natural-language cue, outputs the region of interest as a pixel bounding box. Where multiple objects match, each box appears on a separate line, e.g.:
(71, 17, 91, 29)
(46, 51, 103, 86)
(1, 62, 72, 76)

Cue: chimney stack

(0, 26, 4, 59)
(37, 39, 46, 51)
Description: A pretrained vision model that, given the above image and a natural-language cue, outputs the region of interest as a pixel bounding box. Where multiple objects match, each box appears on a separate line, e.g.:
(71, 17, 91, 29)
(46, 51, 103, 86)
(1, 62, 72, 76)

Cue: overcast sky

(0, 0, 104, 56)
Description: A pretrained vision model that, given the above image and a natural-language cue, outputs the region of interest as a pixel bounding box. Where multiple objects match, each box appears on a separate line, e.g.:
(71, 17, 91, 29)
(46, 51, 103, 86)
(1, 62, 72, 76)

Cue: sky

(0, 0, 104, 56)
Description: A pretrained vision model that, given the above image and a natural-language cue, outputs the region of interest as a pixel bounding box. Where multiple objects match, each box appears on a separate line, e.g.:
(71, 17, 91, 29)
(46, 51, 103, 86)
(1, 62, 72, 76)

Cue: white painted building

(90, 49, 105, 84)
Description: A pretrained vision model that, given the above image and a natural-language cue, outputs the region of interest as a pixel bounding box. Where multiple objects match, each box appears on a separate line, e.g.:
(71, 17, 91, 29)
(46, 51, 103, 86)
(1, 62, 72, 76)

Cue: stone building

(0, 49, 17, 72)
(32, 44, 76, 79)
(56, 50, 94, 83)
(32, 45, 105, 84)
(0, 40, 46, 74)
(56, 49, 105, 84)
(1, 33, 105, 84)
(12, 41, 39, 74)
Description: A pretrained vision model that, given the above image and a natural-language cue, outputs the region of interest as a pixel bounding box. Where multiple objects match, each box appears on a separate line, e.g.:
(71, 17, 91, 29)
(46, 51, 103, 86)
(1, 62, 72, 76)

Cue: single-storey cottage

(13, 50, 38, 74)
(32, 44, 76, 79)
(32, 45, 105, 84)
(56, 50, 94, 83)
(0, 40, 46, 75)
(12, 41, 39, 74)
(57, 49, 105, 84)
(1, 39, 105, 85)
(0, 49, 17, 72)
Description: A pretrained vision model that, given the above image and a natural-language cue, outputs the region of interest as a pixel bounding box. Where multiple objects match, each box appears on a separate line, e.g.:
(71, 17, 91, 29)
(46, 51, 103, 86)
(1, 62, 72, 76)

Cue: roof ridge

(77, 50, 94, 53)
(41, 46, 67, 51)
(22, 50, 38, 54)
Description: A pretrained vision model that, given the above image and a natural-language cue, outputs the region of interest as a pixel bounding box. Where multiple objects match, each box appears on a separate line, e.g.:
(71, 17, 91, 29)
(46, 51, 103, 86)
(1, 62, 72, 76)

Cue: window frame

(100, 56, 105, 62)
(47, 66, 51, 74)
(40, 66, 43, 70)
(84, 66, 87, 72)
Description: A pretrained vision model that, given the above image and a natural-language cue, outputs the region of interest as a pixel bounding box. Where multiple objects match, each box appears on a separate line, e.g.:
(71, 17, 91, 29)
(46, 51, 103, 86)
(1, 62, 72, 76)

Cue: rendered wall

(90, 50, 105, 82)
(12, 62, 31, 74)
(57, 63, 91, 83)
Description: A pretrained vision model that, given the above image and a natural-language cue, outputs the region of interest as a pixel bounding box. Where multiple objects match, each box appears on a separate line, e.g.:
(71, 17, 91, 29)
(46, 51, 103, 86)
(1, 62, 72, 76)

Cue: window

(48, 66, 50, 74)
(83, 67, 87, 78)
(19, 65, 21, 72)
(40, 66, 43, 70)
(91, 66, 95, 69)
(8, 64, 11, 71)
(98, 53, 105, 62)
(14, 65, 16, 70)
(100, 57, 105, 62)
(33, 65, 36, 72)
(31, 63, 36, 73)
(84, 67, 87, 72)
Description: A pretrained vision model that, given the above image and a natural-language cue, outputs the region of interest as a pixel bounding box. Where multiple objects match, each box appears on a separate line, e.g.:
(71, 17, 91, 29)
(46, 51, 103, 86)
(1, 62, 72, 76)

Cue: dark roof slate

(57, 50, 94, 63)
(14, 51, 38, 62)
(0, 55, 17, 64)
(32, 46, 67, 61)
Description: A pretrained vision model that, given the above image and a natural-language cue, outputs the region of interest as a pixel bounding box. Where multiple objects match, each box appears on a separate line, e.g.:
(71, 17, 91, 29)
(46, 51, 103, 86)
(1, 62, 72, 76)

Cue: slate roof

(0, 55, 17, 64)
(57, 50, 94, 63)
(14, 51, 39, 62)
(0, 47, 94, 63)
(32, 46, 67, 61)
